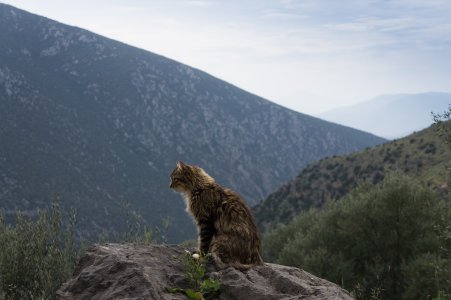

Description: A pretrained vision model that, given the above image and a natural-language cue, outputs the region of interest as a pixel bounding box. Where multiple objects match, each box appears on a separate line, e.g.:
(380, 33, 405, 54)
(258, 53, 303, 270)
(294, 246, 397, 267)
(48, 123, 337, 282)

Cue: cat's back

(217, 187, 257, 227)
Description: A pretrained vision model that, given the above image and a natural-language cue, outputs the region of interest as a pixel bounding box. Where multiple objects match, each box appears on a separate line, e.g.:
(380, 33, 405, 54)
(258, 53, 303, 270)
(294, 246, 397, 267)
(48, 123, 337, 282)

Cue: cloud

(185, 0, 216, 7)
(259, 10, 305, 20)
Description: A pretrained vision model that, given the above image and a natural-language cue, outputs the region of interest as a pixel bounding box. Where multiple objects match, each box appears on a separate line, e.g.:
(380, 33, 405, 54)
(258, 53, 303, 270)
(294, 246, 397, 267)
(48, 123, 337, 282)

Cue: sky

(3, 0, 451, 114)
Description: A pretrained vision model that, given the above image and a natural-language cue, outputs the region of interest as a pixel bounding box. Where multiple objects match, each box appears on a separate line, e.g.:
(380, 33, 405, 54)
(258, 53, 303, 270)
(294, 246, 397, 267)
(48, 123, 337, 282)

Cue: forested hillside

(254, 123, 450, 232)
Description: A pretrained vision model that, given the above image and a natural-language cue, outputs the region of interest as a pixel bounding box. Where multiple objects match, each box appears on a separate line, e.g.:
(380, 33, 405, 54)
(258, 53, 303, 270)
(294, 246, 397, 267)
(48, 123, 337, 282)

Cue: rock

(57, 243, 354, 300)
(217, 263, 354, 300)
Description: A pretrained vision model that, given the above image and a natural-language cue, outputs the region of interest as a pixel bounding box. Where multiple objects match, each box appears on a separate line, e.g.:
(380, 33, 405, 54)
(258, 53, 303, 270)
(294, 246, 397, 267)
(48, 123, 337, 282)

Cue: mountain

(254, 123, 450, 232)
(317, 92, 451, 139)
(0, 4, 385, 242)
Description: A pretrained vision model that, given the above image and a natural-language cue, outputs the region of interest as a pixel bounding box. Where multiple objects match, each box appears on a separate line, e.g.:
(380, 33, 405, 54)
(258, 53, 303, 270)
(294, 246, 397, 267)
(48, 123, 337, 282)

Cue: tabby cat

(170, 161, 263, 270)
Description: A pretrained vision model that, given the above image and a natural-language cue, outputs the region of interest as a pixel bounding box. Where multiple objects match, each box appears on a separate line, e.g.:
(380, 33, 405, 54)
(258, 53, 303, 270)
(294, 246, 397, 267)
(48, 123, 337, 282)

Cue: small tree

(431, 106, 450, 206)
(432, 105, 451, 144)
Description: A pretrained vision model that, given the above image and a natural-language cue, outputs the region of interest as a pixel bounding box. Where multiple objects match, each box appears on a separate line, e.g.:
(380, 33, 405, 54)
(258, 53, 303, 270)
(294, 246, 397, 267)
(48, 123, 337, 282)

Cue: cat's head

(170, 161, 214, 193)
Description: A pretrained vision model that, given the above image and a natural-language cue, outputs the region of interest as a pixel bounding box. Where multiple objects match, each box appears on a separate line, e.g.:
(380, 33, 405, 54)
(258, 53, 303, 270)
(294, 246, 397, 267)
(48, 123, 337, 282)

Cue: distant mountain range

(0, 4, 385, 242)
(254, 123, 450, 233)
(317, 92, 450, 139)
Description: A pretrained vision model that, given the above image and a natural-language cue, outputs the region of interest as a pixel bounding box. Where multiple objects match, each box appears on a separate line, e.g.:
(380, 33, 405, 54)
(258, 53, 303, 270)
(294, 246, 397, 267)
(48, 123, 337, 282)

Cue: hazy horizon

(2, 0, 451, 114)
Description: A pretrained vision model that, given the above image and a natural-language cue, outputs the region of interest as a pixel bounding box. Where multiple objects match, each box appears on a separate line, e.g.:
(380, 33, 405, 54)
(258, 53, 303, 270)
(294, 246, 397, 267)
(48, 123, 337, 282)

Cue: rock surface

(57, 243, 354, 300)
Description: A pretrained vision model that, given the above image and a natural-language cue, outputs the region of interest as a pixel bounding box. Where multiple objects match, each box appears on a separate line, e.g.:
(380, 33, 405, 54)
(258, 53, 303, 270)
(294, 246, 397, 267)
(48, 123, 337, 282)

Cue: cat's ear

(176, 161, 185, 169)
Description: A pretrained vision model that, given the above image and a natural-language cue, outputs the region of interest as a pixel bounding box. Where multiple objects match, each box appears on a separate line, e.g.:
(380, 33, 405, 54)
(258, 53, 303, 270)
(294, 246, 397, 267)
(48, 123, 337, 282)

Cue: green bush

(0, 203, 79, 300)
(263, 173, 451, 299)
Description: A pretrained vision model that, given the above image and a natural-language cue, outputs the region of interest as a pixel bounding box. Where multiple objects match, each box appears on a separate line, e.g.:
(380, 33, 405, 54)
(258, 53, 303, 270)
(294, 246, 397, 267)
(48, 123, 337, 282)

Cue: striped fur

(170, 161, 263, 270)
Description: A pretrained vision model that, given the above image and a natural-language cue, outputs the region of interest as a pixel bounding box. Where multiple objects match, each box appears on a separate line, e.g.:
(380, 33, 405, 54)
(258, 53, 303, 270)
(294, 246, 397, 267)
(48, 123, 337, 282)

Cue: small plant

(154, 217, 170, 244)
(167, 250, 220, 300)
(121, 201, 153, 245)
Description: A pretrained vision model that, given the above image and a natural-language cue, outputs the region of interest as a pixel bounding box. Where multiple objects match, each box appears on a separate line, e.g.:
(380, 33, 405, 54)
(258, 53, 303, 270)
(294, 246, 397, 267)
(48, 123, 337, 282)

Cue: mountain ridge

(0, 3, 385, 242)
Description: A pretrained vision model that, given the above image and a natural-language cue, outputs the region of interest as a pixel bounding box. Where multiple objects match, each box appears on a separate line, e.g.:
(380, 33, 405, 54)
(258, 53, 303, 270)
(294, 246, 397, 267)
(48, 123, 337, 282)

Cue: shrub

(0, 203, 79, 300)
(263, 173, 451, 299)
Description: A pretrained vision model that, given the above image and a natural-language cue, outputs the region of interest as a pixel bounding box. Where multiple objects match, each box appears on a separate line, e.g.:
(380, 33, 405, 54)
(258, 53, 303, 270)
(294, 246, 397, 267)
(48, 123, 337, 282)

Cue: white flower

(192, 253, 200, 260)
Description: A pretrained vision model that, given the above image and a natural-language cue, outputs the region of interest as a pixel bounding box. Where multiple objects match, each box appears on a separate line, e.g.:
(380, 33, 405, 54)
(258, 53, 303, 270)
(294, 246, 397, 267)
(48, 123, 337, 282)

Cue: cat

(170, 161, 263, 270)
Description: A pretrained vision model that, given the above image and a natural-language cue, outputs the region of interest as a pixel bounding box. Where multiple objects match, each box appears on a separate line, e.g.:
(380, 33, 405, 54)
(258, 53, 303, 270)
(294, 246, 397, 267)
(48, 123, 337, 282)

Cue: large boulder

(57, 243, 354, 300)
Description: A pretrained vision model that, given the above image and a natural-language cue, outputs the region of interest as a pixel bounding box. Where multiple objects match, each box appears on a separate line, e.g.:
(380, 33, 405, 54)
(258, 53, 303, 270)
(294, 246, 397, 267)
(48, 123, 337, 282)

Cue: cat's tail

(213, 253, 264, 271)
